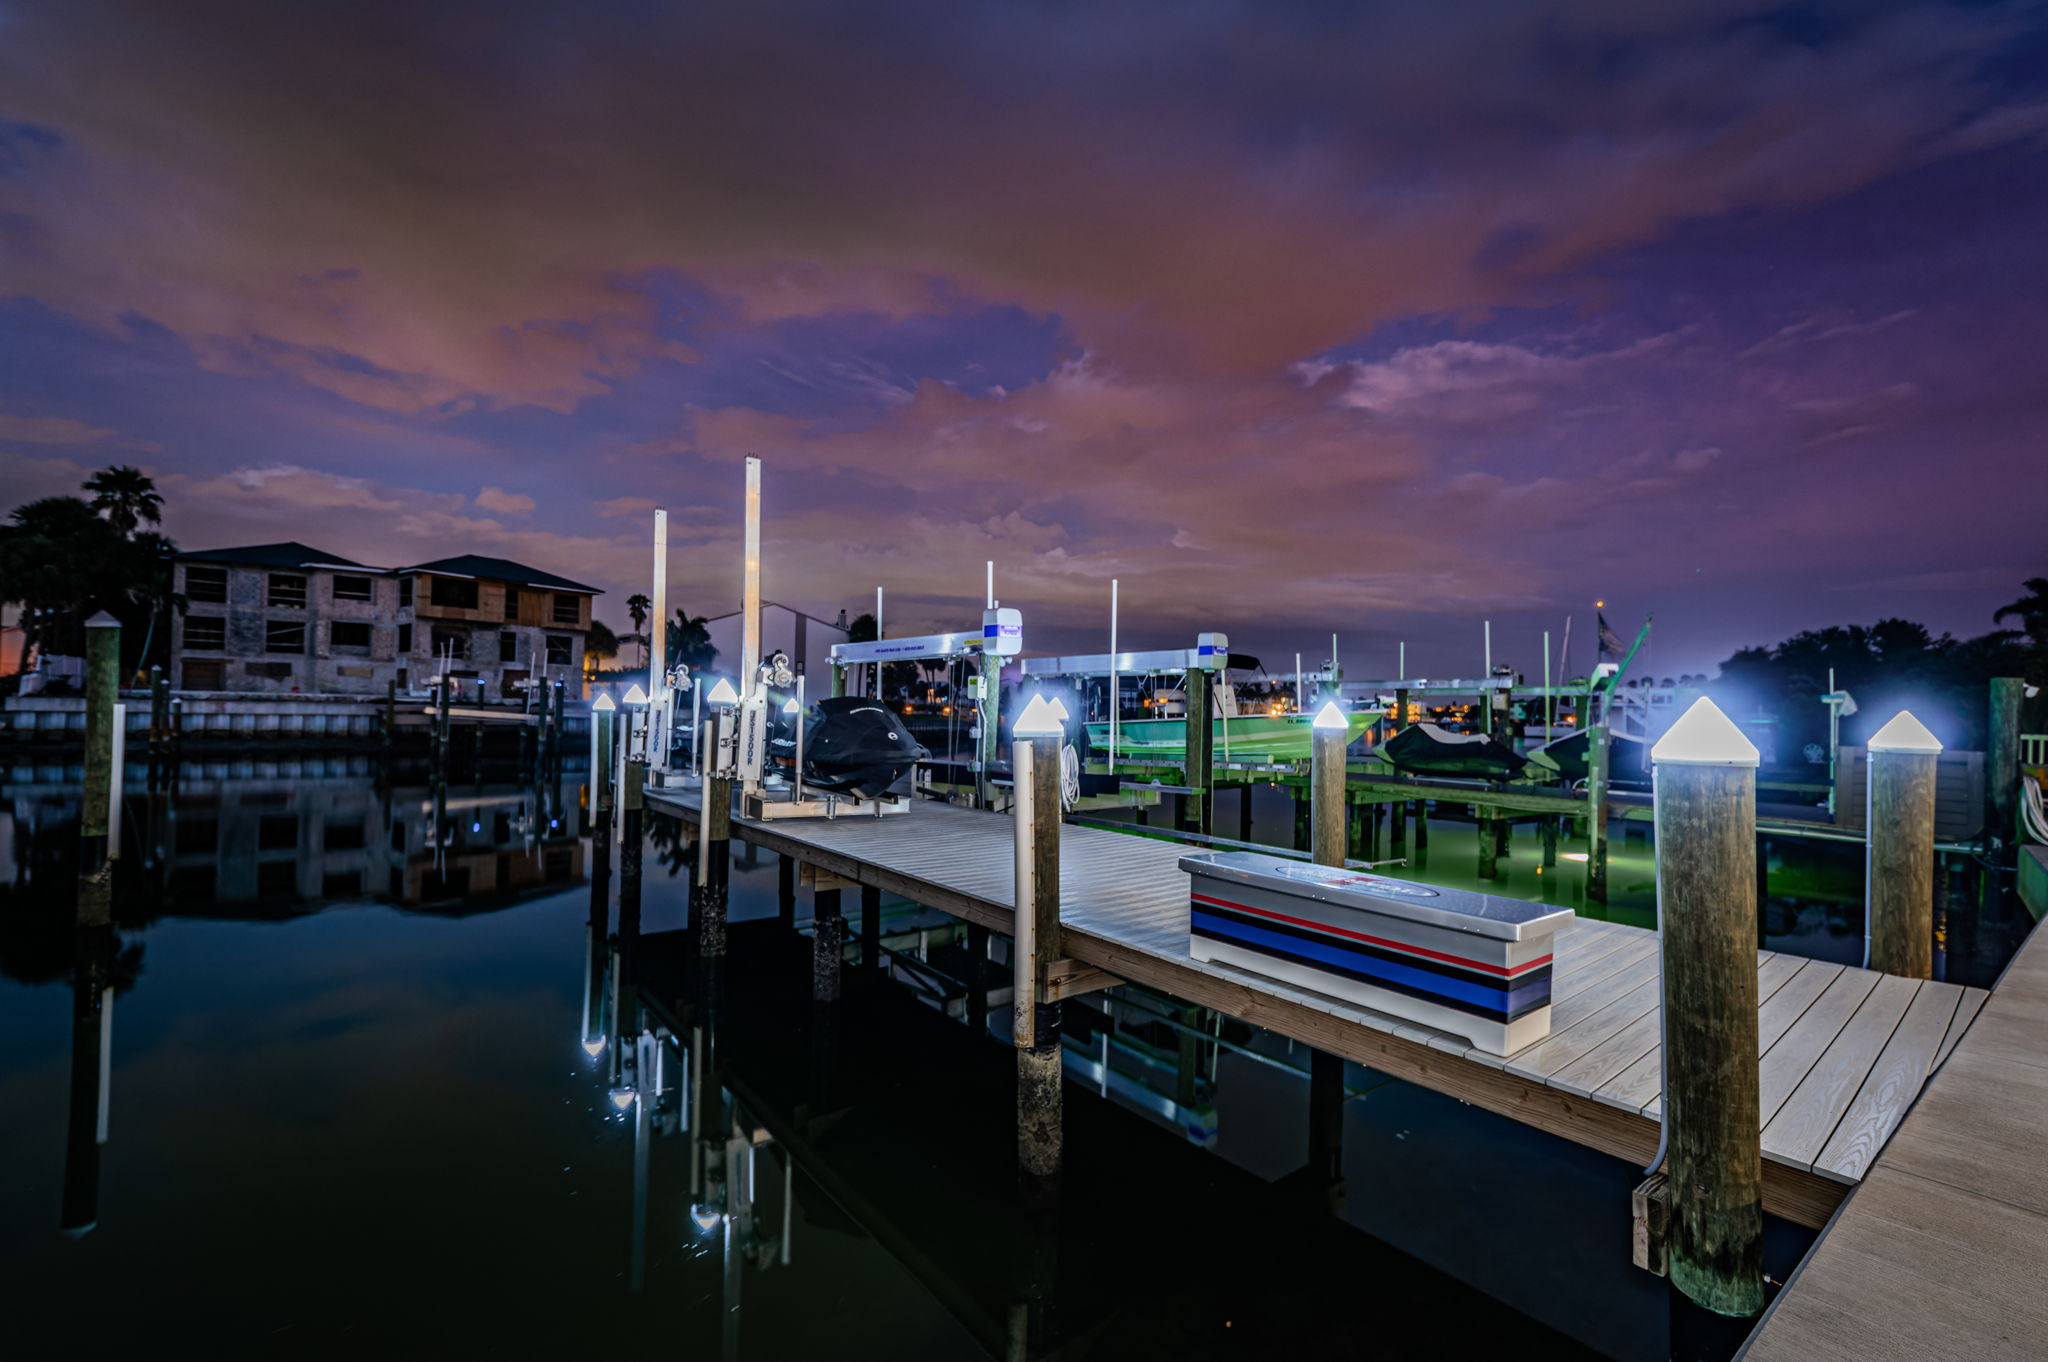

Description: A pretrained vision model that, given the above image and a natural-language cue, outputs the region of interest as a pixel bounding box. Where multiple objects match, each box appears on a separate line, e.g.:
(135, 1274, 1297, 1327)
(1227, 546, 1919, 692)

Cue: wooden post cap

(1651, 697, 1758, 768)
(1868, 710, 1942, 754)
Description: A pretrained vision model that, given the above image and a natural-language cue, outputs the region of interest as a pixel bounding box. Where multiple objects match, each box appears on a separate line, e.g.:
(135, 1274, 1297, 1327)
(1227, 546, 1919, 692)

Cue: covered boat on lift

(1524, 728, 1650, 786)
(1376, 722, 1527, 781)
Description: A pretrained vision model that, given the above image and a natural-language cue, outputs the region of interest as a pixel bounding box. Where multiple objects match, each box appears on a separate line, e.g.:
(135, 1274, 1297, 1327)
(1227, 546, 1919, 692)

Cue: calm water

(9, 758, 2011, 1359)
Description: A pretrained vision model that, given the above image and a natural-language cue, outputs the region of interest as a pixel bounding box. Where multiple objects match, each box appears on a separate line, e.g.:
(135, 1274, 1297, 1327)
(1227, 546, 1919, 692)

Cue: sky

(2, 0, 2045, 679)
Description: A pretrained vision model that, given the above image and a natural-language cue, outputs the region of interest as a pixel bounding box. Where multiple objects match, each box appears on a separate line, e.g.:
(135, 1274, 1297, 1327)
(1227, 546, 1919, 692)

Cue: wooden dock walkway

(1741, 916, 2047, 1360)
(647, 788, 1983, 1228)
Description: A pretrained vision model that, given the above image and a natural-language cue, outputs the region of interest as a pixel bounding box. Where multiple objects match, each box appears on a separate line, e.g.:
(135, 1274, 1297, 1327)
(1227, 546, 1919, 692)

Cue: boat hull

(1083, 713, 1374, 761)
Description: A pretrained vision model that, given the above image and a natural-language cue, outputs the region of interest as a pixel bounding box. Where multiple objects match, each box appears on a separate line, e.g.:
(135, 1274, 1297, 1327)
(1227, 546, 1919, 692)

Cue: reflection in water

(0, 767, 1866, 1358)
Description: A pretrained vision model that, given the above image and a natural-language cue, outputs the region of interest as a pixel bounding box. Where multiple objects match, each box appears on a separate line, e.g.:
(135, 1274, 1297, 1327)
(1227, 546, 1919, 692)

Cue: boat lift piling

(1865, 711, 1941, 979)
(1012, 700, 1066, 1178)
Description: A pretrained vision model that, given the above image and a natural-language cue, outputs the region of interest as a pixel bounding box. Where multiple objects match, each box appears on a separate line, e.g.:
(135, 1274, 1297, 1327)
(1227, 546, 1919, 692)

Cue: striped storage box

(1182, 851, 1574, 1056)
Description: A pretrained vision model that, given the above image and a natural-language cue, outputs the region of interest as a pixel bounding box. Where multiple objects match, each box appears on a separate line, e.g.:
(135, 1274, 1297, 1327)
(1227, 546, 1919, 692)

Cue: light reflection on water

(11, 761, 2015, 1358)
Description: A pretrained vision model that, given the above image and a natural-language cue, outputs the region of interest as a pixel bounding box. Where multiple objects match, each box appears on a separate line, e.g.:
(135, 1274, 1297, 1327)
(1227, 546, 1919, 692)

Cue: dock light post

(698, 679, 739, 958)
(1650, 697, 1765, 1323)
(1012, 694, 1066, 1178)
(1311, 701, 1349, 869)
(1866, 711, 1941, 978)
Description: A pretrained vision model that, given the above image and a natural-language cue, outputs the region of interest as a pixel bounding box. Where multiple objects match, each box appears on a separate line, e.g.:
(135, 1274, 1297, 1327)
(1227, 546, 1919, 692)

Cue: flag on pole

(1597, 612, 1625, 661)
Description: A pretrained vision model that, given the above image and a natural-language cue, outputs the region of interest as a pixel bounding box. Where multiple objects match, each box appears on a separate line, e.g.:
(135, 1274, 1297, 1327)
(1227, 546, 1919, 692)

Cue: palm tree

(667, 606, 716, 671)
(626, 593, 651, 666)
(127, 531, 184, 674)
(82, 466, 163, 537)
(1995, 577, 2048, 642)
(0, 497, 128, 670)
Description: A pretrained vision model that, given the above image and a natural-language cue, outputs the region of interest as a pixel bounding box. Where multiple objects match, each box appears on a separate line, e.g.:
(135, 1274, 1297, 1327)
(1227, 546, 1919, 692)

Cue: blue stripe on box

(1191, 909, 1550, 1022)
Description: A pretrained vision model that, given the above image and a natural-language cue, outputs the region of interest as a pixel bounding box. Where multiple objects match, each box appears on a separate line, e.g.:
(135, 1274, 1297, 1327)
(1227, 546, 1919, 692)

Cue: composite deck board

(1742, 922, 2048, 1362)
(648, 789, 1980, 1226)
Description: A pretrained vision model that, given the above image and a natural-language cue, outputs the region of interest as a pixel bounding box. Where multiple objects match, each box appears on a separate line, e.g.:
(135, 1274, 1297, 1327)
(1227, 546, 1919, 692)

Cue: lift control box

(983, 607, 1023, 657)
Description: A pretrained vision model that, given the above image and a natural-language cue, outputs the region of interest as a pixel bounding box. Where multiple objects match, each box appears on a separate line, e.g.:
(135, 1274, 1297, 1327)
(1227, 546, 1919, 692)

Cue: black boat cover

(785, 696, 931, 798)
(1379, 723, 1528, 780)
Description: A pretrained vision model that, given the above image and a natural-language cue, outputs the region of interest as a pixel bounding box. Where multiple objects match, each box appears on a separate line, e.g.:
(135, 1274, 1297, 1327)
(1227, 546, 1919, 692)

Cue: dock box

(1181, 852, 1574, 1056)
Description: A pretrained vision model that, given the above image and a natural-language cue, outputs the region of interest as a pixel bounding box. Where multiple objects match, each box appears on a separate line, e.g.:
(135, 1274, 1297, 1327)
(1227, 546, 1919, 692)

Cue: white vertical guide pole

(986, 561, 995, 610)
(1484, 620, 1492, 677)
(1108, 579, 1119, 775)
(651, 508, 669, 769)
(1399, 641, 1406, 682)
(1543, 630, 1553, 736)
(1295, 653, 1303, 712)
(1011, 738, 1036, 1044)
(740, 457, 762, 702)
(874, 586, 885, 697)
(107, 703, 125, 859)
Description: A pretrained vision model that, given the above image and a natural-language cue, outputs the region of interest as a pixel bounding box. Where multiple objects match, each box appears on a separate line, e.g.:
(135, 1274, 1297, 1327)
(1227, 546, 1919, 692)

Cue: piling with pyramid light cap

(1011, 692, 1066, 1177)
(1650, 696, 1765, 1320)
(1311, 700, 1350, 868)
(1866, 710, 1941, 978)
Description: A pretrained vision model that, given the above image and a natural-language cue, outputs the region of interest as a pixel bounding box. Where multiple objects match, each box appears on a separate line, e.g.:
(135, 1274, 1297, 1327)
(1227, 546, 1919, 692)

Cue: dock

(1741, 914, 2048, 1359)
(646, 787, 1983, 1228)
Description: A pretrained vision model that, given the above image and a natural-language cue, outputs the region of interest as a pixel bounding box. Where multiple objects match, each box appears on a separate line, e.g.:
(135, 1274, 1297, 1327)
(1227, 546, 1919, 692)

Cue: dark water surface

(10, 761, 2001, 1359)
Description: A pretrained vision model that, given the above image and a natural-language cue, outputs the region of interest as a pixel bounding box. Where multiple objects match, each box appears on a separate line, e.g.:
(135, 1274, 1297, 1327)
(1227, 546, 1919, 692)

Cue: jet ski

(772, 696, 931, 799)
(1377, 722, 1528, 781)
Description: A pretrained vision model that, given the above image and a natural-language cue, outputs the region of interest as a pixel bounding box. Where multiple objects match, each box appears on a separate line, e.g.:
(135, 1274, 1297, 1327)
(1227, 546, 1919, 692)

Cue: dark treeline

(1714, 578, 2047, 754)
(0, 466, 177, 684)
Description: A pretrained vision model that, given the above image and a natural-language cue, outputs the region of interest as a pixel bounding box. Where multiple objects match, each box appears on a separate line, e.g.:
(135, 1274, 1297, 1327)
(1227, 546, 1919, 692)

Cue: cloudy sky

(3, 0, 2045, 677)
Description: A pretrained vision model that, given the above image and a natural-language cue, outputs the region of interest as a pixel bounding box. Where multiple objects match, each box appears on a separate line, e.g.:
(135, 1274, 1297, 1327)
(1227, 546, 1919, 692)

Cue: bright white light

(706, 678, 739, 706)
(592, 693, 617, 712)
(1561, 852, 1590, 862)
(1868, 710, 1942, 755)
(782, 696, 799, 714)
(582, 1037, 607, 1056)
(1312, 700, 1349, 732)
(690, 1205, 724, 1233)
(470, 822, 481, 833)
(622, 684, 649, 706)
(1014, 694, 1063, 737)
(609, 1088, 636, 1110)
(1047, 696, 1070, 722)
(1649, 697, 1758, 767)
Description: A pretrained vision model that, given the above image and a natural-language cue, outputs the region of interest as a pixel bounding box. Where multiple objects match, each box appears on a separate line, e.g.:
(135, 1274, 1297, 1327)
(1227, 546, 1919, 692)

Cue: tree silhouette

(82, 465, 163, 537)
(626, 593, 651, 666)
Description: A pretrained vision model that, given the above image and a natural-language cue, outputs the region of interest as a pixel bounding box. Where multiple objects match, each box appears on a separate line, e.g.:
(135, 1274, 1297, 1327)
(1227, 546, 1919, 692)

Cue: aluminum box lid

(1179, 850, 1575, 942)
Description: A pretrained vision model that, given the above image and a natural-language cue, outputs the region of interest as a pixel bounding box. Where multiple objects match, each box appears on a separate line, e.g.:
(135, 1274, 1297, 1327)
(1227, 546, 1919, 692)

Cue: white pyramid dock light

(1649, 694, 1766, 1320)
(1311, 701, 1351, 867)
(1866, 710, 1941, 979)
(705, 677, 738, 707)
(1010, 688, 1066, 1177)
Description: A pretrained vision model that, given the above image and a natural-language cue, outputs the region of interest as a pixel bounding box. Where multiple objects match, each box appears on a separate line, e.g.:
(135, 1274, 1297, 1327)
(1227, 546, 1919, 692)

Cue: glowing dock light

(1014, 694, 1063, 738)
(609, 1088, 636, 1111)
(1650, 697, 1759, 767)
(690, 1205, 724, 1233)
(592, 693, 616, 713)
(1868, 710, 1942, 754)
(782, 696, 799, 715)
(1047, 695, 1070, 722)
(706, 678, 738, 706)
(1312, 700, 1350, 731)
(582, 1037, 607, 1057)
(622, 684, 648, 706)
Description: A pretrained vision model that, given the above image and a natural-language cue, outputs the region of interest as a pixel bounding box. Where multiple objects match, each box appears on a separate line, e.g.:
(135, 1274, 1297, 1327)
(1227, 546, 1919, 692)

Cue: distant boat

(1083, 710, 1375, 762)
(1376, 723, 1528, 781)
(1525, 728, 1650, 785)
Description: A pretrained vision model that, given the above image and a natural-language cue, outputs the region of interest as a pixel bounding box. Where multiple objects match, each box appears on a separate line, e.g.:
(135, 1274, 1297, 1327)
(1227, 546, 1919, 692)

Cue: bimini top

(1180, 850, 1575, 941)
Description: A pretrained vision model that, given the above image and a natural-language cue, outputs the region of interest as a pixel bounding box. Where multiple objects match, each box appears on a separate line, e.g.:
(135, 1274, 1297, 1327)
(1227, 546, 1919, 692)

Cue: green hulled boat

(1083, 710, 1375, 761)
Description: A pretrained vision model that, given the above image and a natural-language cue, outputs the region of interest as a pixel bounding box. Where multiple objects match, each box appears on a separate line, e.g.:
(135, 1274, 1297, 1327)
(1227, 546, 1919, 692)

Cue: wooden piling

(81, 613, 120, 875)
(1011, 727, 1064, 1178)
(1542, 815, 1558, 868)
(1390, 799, 1407, 856)
(967, 922, 990, 1032)
(620, 758, 645, 934)
(778, 854, 796, 924)
(1867, 712, 1940, 979)
(696, 768, 731, 958)
(1477, 808, 1498, 880)
(1311, 717, 1346, 868)
(1987, 677, 2024, 846)
(812, 887, 843, 1003)
(1587, 723, 1611, 903)
(1307, 1047, 1345, 1209)
(1183, 670, 1214, 834)
(1652, 699, 1765, 1320)
(1414, 798, 1428, 848)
